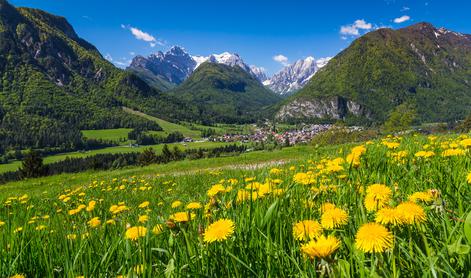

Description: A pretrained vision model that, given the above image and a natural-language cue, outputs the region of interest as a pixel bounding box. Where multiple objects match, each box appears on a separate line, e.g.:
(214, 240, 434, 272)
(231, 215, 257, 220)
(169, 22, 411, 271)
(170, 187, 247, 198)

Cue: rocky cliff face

(276, 97, 368, 121)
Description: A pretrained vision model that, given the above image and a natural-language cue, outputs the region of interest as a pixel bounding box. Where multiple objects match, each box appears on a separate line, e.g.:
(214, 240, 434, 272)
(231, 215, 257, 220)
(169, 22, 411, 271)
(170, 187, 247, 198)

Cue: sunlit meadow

(1, 134, 471, 277)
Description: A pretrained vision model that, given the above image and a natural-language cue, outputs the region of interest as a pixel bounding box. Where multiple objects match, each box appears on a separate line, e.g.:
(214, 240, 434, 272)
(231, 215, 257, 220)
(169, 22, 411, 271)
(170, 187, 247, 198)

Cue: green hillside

(169, 62, 282, 124)
(278, 23, 471, 124)
(0, 0, 195, 153)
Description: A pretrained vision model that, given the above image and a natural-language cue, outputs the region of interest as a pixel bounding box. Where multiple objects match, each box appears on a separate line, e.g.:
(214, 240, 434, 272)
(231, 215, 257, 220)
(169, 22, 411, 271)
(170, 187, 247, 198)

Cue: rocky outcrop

(276, 97, 368, 121)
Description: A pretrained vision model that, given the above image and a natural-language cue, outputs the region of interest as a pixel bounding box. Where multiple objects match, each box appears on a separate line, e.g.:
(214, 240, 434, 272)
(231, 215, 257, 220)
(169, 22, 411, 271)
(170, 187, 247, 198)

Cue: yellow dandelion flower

(138, 201, 150, 208)
(355, 223, 393, 253)
(67, 234, 77, 240)
(203, 219, 235, 243)
(171, 200, 182, 208)
(207, 184, 226, 197)
(152, 224, 163, 235)
(86, 200, 96, 212)
(375, 207, 403, 225)
(364, 184, 392, 212)
(186, 202, 202, 209)
(35, 225, 47, 231)
(125, 226, 147, 240)
(9, 274, 26, 278)
(442, 148, 465, 157)
(109, 204, 129, 214)
(236, 189, 251, 203)
(87, 217, 101, 228)
(382, 141, 400, 149)
(395, 202, 426, 225)
(321, 207, 348, 229)
(414, 151, 435, 158)
(14, 227, 23, 233)
(467, 172, 471, 184)
(293, 172, 316, 185)
(460, 138, 471, 148)
(106, 219, 116, 225)
(301, 235, 341, 259)
(320, 202, 337, 212)
(346, 145, 367, 166)
(245, 177, 255, 182)
(133, 264, 145, 274)
(169, 212, 195, 223)
(408, 191, 433, 203)
(270, 168, 282, 175)
(138, 215, 149, 223)
(292, 220, 323, 241)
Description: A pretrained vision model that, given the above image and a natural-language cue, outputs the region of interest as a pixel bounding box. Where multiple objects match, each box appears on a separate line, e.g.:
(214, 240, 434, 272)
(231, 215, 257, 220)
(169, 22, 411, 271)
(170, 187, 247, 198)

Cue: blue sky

(9, 0, 471, 75)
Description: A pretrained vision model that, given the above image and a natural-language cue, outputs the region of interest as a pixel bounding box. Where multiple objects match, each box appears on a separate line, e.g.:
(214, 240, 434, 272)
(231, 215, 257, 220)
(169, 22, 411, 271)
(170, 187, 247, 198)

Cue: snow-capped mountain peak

(128, 45, 329, 90)
(266, 56, 332, 95)
(250, 65, 269, 82)
(191, 52, 266, 81)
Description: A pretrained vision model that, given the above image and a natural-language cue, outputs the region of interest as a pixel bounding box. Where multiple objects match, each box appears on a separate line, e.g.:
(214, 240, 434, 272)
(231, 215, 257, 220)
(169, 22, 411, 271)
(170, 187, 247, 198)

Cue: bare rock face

(276, 97, 368, 121)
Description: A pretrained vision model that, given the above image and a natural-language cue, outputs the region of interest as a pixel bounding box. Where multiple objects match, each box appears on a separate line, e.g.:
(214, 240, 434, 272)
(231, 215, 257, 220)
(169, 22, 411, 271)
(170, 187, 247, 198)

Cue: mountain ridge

(128, 46, 269, 89)
(168, 62, 281, 123)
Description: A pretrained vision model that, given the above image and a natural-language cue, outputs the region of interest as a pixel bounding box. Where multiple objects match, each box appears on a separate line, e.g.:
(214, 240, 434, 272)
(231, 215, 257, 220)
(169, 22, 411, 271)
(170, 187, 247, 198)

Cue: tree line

(0, 144, 247, 184)
(127, 129, 185, 145)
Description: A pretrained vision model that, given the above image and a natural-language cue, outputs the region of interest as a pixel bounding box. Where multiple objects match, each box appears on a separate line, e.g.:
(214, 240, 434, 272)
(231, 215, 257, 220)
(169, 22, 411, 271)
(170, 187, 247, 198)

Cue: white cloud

(401, 6, 410, 12)
(273, 54, 289, 66)
(354, 19, 372, 30)
(122, 24, 164, 47)
(340, 19, 373, 36)
(129, 27, 156, 42)
(340, 25, 359, 36)
(394, 15, 410, 24)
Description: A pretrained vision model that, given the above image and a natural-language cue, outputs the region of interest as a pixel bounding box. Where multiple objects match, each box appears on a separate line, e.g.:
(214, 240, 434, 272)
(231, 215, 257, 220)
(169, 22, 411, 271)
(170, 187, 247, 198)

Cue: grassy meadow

(82, 129, 132, 142)
(0, 141, 233, 174)
(1, 134, 471, 277)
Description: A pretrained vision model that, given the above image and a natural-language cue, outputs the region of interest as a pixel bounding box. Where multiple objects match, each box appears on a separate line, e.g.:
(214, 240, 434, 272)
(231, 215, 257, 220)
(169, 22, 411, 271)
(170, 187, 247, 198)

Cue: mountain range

(277, 22, 471, 124)
(128, 46, 330, 95)
(128, 47, 268, 88)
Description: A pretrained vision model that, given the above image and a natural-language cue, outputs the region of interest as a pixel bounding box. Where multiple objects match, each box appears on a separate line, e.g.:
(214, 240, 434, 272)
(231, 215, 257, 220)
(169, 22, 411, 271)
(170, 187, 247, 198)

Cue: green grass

(1, 135, 471, 276)
(123, 107, 203, 138)
(0, 110, 255, 175)
(81, 128, 132, 142)
(123, 107, 255, 137)
(0, 141, 234, 174)
(0, 145, 313, 197)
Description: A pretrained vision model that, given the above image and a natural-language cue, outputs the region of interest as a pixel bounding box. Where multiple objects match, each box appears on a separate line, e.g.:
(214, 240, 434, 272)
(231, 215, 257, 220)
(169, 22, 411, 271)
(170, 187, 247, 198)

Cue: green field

(0, 141, 233, 174)
(1, 135, 470, 277)
(82, 128, 132, 142)
(123, 107, 254, 137)
(0, 107, 254, 174)
(123, 107, 204, 138)
(0, 145, 313, 197)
